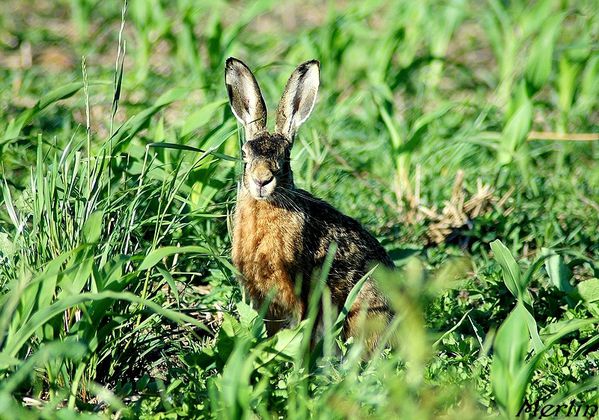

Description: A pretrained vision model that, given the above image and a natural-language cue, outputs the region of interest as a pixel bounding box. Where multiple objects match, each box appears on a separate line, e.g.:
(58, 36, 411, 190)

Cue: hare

(225, 57, 394, 347)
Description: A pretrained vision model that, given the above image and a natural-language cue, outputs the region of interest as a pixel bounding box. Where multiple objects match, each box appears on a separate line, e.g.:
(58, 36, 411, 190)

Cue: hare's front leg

(262, 288, 304, 336)
(344, 286, 393, 352)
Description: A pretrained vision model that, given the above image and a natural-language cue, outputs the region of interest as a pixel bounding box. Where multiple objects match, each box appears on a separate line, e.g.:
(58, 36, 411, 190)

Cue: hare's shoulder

(294, 189, 392, 267)
(295, 189, 377, 237)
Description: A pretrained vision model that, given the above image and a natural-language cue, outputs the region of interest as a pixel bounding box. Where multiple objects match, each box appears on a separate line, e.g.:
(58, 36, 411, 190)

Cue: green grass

(1, 0, 598, 418)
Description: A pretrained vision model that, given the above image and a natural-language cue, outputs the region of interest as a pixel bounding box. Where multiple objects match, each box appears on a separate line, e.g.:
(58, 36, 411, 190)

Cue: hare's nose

(253, 175, 274, 187)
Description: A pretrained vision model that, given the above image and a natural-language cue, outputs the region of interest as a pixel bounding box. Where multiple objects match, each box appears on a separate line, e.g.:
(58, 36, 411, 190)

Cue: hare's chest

(232, 199, 304, 310)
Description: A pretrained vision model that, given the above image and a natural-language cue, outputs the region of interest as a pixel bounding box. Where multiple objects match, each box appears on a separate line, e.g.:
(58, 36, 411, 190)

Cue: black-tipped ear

(275, 60, 320, 141)
(225, 57, 267, 140)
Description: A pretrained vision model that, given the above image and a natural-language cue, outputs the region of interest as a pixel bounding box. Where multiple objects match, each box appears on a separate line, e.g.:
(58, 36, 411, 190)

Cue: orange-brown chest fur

(232, 193, 305, 319)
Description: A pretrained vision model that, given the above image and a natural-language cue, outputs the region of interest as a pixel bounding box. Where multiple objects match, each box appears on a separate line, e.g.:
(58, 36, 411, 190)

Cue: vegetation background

(0, 0, 598, 418)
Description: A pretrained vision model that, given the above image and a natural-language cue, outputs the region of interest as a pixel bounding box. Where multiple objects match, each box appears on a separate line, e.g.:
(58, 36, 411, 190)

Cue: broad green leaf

(58, 253, 94, 296)
(216, 313, 246, 363)
(83, 211, 104, 244)
(272, 323, 304, 359)
(542, 249, 573, 293)
(256, 323, 306, 366)
(557, 57, 581, 116)
(493, 302, 529, 375)
(181, 100, 227, 137)
(577, 55, 599, 114)
(2, 82, 87, 143)
(499, 83, 532, 164)
(490, 240, 523, 299)
(96, 254, 128, 291)
(525, 14, 563, 89)
(491, 302, 530, 415)
(519, 0, 554, 38)
(376, 100, 402, 150)
(577, 279, 599, 302)
(492, 312, 598, 416)
(109, 87, 189, 151)
(523, 307, 543, 354)
(220, 337, 254, 419)
(0, 233, 15, 258)
(236, 301, 260, 331)
(522, 252, 551, 292)
(199, 125, 237, 151)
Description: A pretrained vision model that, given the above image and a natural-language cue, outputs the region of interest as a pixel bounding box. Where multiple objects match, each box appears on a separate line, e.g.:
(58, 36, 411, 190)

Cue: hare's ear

(225, 57, 267, 140)
(275, 60, 320, 141)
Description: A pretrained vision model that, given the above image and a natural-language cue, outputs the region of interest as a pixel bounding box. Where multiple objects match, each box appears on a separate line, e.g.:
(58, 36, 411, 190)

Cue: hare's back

(295, 190, 392, 298)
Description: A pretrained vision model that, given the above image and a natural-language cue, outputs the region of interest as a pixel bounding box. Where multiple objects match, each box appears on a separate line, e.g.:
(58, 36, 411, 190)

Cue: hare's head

(225, 57, 320, 200)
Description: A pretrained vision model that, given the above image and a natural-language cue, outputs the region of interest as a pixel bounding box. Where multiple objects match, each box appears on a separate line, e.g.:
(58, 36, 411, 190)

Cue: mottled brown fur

(232, 190, 305, 333)
(225, 57, 394, 344)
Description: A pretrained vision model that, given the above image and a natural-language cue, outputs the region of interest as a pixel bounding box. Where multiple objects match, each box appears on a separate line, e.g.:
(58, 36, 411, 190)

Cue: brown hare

(225, 57, 394, 348)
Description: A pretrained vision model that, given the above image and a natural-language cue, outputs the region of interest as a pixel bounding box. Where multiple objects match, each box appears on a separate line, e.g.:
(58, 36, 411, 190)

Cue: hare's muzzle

(253, 175, 274, 188)
(248, 162, 276, 200)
